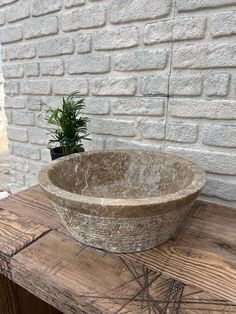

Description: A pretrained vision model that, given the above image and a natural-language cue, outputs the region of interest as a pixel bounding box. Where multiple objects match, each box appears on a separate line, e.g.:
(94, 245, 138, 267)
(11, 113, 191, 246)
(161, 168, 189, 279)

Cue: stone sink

(38, 150, 206, 253)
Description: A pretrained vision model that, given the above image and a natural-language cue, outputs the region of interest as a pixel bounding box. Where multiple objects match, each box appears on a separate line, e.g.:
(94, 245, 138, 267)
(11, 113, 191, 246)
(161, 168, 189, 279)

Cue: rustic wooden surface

(0, 208, 49, 278)
(11, 230, 236, 314)
(1, 186, 236, 312)
(0, 273, 61, 314)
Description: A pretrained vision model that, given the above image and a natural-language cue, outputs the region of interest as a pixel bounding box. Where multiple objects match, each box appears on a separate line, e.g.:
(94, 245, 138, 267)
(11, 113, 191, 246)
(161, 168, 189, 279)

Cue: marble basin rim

(38, 150, 206, 219)
(38, 150, 206, 253)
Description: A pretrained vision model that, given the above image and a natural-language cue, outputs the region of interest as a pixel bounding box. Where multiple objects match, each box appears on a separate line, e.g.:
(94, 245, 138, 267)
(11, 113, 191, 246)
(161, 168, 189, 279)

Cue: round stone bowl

(38, 150, 206, 253)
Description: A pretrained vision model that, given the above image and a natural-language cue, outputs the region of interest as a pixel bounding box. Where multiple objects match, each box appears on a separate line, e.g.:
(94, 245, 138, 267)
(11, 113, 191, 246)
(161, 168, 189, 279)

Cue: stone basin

(38, 150, 206, 253)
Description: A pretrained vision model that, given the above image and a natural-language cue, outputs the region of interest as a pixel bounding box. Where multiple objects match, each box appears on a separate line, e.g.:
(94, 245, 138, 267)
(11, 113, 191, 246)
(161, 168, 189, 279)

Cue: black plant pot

(50, 146, 85, 161)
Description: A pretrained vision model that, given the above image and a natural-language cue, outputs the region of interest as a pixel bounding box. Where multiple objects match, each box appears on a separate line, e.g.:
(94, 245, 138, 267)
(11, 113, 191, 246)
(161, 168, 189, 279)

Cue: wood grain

(1, 186, 236, 305)
(0, 273, 61, 314)
(0, 186, 65, 233)
(127, 202, 236, 304)
(0, 209, 49, 278)
(11, 230, 236, 314)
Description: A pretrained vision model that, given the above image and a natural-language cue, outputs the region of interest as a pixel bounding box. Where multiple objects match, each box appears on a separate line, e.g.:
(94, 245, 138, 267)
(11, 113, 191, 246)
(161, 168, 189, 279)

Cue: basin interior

(48, 151, 195, 199)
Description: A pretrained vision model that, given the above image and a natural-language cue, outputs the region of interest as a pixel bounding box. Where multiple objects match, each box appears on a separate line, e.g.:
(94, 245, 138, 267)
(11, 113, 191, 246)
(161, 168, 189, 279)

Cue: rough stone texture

(90, 118, 135, 136)
(32, 0, 61, 17)
(203, 125, 236, 148)
(173, 44, 236, 69)
(139, 120, 165, 140)
(62, 5, 106, 31)
(52, 78, 88, 95)
(144, 17, 206, 44)
(114, 49, 168, 71)
(38, 37, 74, 57)
(166, 122, 198, 143)
(8, 43, 35, 60)
(75, 34, 91, 54)
(206, 73, 231, 96)
(142, 74, 169, 96)
(109, 0, 171, 24)
(0, 0, 235, 208)
(169, 73, 202, 96)
(112, 97, 165, 116)
(94, 27, 139, 50)
(66, 55, 110, 74)
(91, 77, 137, 96)
(24, 16, 58, 39)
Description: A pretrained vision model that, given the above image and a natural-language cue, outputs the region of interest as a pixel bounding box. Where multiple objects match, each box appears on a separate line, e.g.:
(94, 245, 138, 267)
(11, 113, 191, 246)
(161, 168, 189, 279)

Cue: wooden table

(0, 185, 236, 313)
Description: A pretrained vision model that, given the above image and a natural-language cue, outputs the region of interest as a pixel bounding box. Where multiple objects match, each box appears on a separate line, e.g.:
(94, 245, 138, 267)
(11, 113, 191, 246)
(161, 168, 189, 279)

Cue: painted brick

(144, 17, 206, 44)
(112, 97, 165, 116)
(75, 34, 92, 54)
(8, 43, 36, 60)
(83, 98, 109, 115)
(91, 77, 137, 96)
(62, 5, 106, 31)
(203, 177, 236, 201)
(206, 73, 230, 97)
(90, 118, 135, 136)
(114, 49, 168, 71)
(8, 127, 28, 142)
(166, 121, 198, 143)
(64, 0, 85, 8)
(66, 55, 110, 74)
(4, 97, 26, 109)
(6, 2, 29, 22)
(32, 0, 61, 16)
(3, 64, 24, 78)
(28, 127, 49, 145)
(170, 99, 236, 120)
(106, 138, 162, 151)
(0, 26, 22, 44)
(0, 0, 18, 7)
(24, 62, 39, 77)
(25, 96, 44, 111)
(11, 156, 29, 173)
(24, 16, 58, 39)
(12, 112, 35, 126)
(139, 119, 165, 140)
(21, 80, 51, 95)
(203, 124, 236, 148)
(110, 0, 170, 24)
(1, 47, 7, 61)
(52, 78, 88, 95)
(173, 44, 236, 69)
(4, 81, 19, 95)
(38, 37, 74, 57)
(166, 146, 236, 175)
(14, 144, 40, 160)
(211, 12, 236, 38)
(142, 74, 169, 96)
(0, 11, 5, 25)
(177, 0, 236, 12)
(170, 73, 202, 96)
(94, 26, 139, 50)
(41, 60, 64, 76)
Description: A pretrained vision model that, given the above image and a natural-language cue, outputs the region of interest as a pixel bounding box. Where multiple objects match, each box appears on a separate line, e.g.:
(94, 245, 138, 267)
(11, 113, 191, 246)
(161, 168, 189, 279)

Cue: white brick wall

(0, 0, 236, 208)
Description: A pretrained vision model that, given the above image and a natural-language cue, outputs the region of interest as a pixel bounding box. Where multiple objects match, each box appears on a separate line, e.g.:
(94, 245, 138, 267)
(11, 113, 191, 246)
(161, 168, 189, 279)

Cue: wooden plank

(0, 273, 61, 314)
(0, 209, 49, 278)
(2, 187, 236, 304)
(127, 202, 236, 304)
(11, 230, 236, 314)
(0, 186, 65, 233)
(0, 273, 20, 314)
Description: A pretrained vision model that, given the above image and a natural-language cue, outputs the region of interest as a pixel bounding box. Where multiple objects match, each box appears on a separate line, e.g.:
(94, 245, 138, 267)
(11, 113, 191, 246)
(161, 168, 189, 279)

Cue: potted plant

(45, 91, 90, 160)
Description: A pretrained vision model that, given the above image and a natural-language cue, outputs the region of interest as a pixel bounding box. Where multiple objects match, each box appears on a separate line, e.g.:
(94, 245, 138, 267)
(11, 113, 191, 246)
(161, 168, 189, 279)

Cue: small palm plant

(45, 91, 90, 160)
